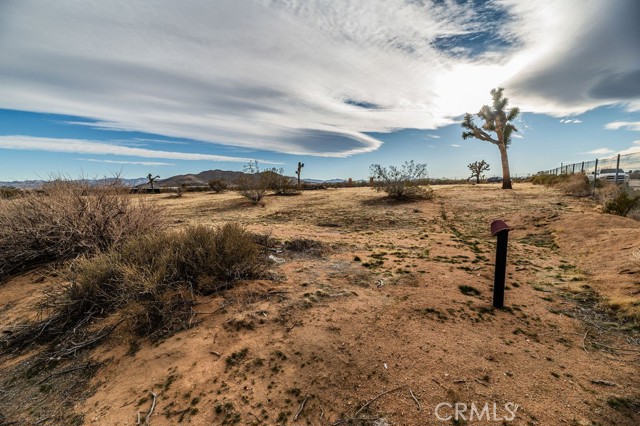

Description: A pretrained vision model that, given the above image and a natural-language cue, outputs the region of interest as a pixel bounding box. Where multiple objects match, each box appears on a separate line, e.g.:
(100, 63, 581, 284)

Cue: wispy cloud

(512, 133, 524, 139)
(605, 121, 640, 131)
(451, 144, 461, 148)
(560, 118, 582, 124)
(585, 148, 614, 155)
(0, 0, 638, 157)
(76, 158, 175, 166)
(0, 135, 279, 164)
(426, 134, 441, 139)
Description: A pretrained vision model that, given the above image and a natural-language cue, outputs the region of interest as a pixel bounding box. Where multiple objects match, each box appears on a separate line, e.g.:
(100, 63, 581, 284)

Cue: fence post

(592, 158, 599, 196)
(572, 164, 575, 174)
(491, 220, 510, 309)
(581, 161, 584, 173)
(615, 154, 621, 184)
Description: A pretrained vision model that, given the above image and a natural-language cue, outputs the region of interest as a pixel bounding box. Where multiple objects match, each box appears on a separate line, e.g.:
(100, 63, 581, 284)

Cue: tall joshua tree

(462, 88, 519, 189)
(295, 162, 304, 187)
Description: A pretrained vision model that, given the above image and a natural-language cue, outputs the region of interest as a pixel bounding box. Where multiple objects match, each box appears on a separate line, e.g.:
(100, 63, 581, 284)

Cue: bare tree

(236, 160, 268, 203)
(296, 162, 305, 187)
(462, 88, 520, 189)
(468, 160, 490, 184)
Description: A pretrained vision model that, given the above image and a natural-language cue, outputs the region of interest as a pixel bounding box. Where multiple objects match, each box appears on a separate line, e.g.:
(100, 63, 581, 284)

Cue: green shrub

(370, 161, 433, 200)
(603, 191, 640, 216)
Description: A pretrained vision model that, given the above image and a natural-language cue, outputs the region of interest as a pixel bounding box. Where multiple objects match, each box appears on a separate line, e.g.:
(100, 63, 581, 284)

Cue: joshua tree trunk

(476, 175, 481, 184)
(498, 144, 512, 189)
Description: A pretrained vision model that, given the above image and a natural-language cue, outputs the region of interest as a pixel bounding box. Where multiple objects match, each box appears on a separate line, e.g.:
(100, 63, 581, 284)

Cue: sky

(1, 0, 639, 181)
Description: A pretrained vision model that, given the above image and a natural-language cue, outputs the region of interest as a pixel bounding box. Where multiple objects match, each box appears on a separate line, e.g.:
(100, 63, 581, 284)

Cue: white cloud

(512, 133, 524, 139)
(559, 118, 582, 124)
(426, 134, 441, 139)
(585, 148, 614, 155)
(451, 144, 461, 148)
(605, 121, 640, 131)
(0, 135, 278, 164)
(0, 0, 638, 157)
(76, 158, 175, 166)
(633, 140, 640, 145)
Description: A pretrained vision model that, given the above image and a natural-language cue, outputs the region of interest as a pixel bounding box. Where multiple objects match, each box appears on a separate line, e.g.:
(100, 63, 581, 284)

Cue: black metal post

(615, 154, 621, 184)
(581, 161, 584, 173)
(491, 220, 510, 309)
(592, 158, 599, 195)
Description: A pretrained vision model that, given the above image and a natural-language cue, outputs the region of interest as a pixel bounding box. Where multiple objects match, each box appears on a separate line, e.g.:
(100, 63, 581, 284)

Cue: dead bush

(556, 173, 591, 197)
(0, 186, 21, 199)
(263, 168, 299, 196)
(370, 161, 433, 200)
(0, 179, 162, 281)
(236, 160, 269, 203)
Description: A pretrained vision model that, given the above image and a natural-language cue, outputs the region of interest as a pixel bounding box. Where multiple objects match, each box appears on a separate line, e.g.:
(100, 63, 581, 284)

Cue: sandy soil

(1, 183, 638, 425)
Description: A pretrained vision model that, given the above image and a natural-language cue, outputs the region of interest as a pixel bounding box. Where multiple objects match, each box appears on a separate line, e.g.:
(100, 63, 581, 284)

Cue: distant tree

(468, 160, 490, 184)
(369, 160, 432, 200)
(296, 162, 305, 187)
(146, 174, 160, 190)
(462, 88, 520, 189)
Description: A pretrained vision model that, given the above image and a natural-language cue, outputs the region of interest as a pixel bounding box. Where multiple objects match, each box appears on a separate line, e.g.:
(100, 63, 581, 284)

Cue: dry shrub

(0, 179, 161, 281)
(2, 224, 268, 350)
(0, 186, 21, 199)
(597, 184, 640, 216)
(556, 173, 591, 197)
(284, 238, 325, 255)
(208, 179, 228, 193)
(263, 168, 299, 196)
(236, 160, 269, 203)
(370, 161, 433, 200)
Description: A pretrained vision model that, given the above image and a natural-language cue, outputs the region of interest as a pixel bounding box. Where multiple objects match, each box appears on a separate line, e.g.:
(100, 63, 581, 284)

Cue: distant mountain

(0, 177, 147, 189)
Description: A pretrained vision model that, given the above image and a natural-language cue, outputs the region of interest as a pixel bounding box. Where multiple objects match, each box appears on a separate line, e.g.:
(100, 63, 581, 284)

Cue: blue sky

(1, 0, 639, 181)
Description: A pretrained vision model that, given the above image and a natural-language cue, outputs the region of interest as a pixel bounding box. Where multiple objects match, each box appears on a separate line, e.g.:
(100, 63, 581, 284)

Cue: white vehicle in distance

(587, 168, 630, 184)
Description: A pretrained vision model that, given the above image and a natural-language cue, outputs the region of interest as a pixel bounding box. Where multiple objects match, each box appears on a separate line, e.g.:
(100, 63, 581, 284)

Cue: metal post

(572, 164, 575, 174)
(592, 158, 599, 195)
(581, 161, 584, 173)
(491, 220, 510, 309)
(615, 154, 621, 184)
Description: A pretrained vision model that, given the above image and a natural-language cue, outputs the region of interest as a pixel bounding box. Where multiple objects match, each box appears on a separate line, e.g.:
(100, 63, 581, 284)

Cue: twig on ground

(293, 395, 309, 421)
(409, 389, 421, 410)
(144, 392, 157, 424)
(354, 385, 406, 418)
(286, 321, 302, 332)
(582, 328, 591, 353)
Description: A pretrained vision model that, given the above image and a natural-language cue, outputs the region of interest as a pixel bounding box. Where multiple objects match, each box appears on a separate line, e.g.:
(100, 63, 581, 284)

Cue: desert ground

(1, 183, 639, 425)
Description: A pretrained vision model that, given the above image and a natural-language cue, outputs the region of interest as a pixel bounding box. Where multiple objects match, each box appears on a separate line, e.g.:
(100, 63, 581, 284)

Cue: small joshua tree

(296, 162, 305, 187)
(369, 160, 432, 200)
(146, 174, 160, 191)
(468, 160, 490, 184)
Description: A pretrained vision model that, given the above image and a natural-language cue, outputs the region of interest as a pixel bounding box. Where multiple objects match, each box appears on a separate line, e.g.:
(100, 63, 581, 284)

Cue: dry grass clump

(284, 238, 325, 255)
(0, 179, 161, 281)
(556, 173, 591, 197)
(0, 186, 21, 199)
(595, 183, 640, 217)
(2, 224, 268, 350)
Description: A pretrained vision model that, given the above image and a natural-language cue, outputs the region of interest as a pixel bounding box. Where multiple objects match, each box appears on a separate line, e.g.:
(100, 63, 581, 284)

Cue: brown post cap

(490, 220, 510, 236)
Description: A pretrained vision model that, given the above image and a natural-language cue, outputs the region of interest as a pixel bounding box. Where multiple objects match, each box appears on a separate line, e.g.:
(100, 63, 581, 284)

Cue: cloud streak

(0, 135, 278, 164)
(0, 0, 638, 157)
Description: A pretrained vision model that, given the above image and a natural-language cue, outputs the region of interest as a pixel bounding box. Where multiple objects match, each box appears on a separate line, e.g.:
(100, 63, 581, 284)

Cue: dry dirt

(1, 183, 639, 425)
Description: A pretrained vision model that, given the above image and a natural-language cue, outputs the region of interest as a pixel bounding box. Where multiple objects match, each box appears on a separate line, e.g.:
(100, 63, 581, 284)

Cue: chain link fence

(537, 152, 640, 192)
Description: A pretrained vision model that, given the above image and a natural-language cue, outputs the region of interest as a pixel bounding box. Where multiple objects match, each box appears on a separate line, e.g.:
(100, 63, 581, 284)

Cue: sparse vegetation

(0, 186, 21, 199)
(369, 160, 433, 200)
(0, 179, 161, 281)
(1, 223, 268, 350)
(264, 167, 299, 196)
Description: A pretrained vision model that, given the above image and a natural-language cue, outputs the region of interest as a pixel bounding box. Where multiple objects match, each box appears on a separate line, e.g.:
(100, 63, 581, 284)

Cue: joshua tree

(468, 160, 490, 184)
(146, 174, 160, 190)
(296, 162, 305, 187)
(462, 88, 519, 189)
